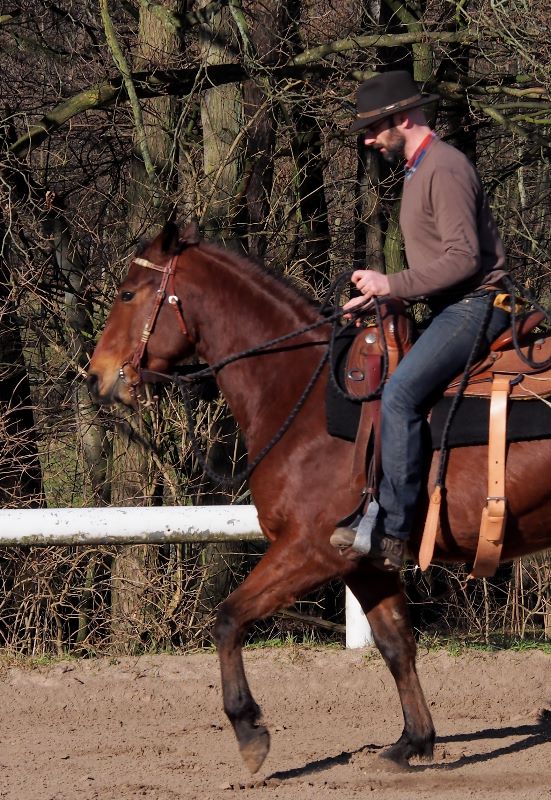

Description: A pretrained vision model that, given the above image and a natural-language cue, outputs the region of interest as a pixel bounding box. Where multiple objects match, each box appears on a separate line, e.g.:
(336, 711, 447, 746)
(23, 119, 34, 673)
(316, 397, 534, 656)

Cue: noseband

(119, 254, 189, 394)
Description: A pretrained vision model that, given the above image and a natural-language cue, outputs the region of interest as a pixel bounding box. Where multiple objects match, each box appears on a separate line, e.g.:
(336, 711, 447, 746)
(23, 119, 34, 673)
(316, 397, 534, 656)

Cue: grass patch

(417, 633, 551, 656)
(0, 651, 79, 676)
(244, 632, 343, 650)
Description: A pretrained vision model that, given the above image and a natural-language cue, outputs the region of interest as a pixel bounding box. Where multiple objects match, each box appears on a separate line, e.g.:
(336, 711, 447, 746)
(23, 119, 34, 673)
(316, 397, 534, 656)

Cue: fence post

(345, 587, 374, 648)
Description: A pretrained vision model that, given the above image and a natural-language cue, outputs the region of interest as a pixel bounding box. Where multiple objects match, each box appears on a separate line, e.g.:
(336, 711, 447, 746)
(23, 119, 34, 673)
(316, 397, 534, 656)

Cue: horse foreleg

(346, 568, 435, 765)
(214, 537, 344, 773)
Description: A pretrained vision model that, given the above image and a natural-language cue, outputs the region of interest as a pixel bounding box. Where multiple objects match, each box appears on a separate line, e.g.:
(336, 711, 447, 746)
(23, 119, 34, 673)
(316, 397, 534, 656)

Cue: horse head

(87, 221, 200, 406)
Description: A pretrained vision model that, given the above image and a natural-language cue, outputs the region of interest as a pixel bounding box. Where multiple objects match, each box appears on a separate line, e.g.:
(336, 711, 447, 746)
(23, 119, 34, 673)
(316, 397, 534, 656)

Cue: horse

(87, 221, 551, 774)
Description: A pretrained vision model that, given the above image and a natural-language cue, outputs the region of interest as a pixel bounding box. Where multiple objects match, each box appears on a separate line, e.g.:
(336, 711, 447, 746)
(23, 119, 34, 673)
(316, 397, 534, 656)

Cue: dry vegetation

(0, 0, 549, 654)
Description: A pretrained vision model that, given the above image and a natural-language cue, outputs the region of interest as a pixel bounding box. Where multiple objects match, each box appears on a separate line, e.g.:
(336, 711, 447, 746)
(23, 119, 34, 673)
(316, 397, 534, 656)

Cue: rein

(120, 251, 551, 492)
(178, 350, 330, 489)
(504, 275, 551, 370)
(165, 297, 388, 489)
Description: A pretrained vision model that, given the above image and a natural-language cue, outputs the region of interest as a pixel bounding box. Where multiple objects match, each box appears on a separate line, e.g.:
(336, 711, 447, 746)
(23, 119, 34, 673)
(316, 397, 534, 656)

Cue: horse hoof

(381, 733, 434, 766)
(239, 725, 271, 774)
(379, 745, 411, 769)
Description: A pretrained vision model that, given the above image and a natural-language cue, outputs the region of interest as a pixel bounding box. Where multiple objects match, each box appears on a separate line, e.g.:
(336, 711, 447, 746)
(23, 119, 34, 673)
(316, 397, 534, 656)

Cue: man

(330, 71, 509, 571)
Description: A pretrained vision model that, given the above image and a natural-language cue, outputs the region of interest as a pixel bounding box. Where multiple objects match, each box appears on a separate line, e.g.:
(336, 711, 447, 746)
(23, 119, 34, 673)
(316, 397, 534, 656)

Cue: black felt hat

(348, 71, 439, 134)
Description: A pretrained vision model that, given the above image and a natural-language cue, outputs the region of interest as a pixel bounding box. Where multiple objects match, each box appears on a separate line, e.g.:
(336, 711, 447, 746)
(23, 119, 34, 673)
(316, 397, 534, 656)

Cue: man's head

(361, 106, 431, 162)
(348, 71, 439, 161)
(362, 115, 407, 163)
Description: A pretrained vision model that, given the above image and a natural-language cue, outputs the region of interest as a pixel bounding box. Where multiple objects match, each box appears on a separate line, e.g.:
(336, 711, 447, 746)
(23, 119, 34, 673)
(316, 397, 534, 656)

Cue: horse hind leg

(214, 536, 346, 773)
(346, 567, 435, 765)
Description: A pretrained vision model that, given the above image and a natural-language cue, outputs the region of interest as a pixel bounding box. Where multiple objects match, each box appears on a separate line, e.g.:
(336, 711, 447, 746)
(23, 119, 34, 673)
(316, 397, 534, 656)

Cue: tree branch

(7, 64, 325, 158)
(0, 12, 20, 25)
(99, 0, 157, 183)
(289, 28, 475, 66)
(8, 27, 549, 161)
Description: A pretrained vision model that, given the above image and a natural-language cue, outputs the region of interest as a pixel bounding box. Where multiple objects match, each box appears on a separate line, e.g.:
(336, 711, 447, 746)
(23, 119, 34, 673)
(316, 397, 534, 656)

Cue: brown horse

(88, 221, 551, 774)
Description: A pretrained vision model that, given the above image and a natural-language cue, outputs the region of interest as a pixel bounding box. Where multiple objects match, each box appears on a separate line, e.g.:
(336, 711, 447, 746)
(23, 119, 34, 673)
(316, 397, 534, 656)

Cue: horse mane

(199, 240, 320, 312)
(136, 233, 321, 315)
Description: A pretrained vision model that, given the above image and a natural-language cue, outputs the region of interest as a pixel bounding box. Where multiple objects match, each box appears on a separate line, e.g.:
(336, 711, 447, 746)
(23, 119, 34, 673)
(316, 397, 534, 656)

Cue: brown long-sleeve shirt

(387, 138, 507, 301)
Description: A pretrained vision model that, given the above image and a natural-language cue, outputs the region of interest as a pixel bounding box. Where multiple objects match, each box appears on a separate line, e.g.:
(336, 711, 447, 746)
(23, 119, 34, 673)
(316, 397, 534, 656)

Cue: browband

(133, 257, 166, 272)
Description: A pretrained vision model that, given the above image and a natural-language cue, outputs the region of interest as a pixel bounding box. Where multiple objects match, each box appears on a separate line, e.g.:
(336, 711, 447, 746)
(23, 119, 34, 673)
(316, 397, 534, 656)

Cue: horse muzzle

(86, 369, 138, 408)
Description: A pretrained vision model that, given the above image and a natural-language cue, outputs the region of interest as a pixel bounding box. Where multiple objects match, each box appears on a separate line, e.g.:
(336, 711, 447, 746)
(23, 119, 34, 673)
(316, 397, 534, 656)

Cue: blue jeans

(377, 294, 510, 540)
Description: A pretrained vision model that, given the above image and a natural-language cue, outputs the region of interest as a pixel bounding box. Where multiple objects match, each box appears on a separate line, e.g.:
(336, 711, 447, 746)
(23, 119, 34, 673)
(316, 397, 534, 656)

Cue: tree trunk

(198, 0, 244, 248)
(192, 0, 249, 628)
(240, 1, 282, 260)
(108, 0, 184, 651)
(0, 255, 44, 506)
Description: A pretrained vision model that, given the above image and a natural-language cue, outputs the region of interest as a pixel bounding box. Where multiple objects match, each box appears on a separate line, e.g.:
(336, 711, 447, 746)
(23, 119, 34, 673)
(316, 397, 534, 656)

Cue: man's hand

(342, 270, 391, 313)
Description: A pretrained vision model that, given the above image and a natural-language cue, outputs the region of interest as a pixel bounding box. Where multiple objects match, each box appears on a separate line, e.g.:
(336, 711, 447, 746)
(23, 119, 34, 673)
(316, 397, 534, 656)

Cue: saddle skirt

(444, 335, 551, 400)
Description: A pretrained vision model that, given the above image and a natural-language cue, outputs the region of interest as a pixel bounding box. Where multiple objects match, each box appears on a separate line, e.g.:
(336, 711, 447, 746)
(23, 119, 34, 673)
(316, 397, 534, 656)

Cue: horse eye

(120, 291, 134, 302)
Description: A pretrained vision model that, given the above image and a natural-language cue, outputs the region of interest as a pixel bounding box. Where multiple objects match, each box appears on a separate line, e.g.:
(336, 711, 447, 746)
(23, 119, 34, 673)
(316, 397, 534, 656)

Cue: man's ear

(393, 111, 410, 130)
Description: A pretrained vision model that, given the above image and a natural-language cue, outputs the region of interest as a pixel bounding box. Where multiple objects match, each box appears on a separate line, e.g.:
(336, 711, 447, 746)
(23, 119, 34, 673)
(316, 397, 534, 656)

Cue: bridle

(119, 254, 189, 394)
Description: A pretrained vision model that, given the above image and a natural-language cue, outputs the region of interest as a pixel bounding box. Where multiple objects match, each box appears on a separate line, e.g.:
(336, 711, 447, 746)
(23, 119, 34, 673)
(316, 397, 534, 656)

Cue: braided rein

(136, 270, 389, 490)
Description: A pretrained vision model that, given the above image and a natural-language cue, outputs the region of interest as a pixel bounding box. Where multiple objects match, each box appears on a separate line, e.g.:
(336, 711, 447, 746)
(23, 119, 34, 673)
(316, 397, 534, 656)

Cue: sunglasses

(362, 117, 393, 138)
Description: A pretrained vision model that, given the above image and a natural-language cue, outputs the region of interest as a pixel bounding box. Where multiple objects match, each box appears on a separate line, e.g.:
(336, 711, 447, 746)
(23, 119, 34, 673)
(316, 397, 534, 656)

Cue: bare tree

(0, 0, 549, 652)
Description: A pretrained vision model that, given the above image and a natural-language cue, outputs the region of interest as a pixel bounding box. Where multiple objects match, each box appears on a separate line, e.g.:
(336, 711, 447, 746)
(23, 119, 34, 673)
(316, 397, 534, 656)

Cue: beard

(379, 128, 406, 163)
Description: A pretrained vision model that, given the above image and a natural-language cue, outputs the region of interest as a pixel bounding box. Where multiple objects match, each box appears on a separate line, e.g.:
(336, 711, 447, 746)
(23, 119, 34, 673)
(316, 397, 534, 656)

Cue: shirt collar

(405, 132, 437, 181)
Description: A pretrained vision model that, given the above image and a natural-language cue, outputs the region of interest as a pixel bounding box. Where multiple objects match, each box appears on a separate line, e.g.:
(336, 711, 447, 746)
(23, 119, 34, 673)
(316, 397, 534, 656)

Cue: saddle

(343, 301, 550, 579)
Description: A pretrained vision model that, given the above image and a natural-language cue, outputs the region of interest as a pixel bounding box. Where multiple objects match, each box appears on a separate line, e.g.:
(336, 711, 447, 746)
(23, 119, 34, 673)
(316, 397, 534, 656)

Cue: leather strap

(352, 401, 374, 484)
(130, 254, 183, 373)
(419, 485, 442, 571)
(470, 374, 511, 578)
(350, 355, 383, 493)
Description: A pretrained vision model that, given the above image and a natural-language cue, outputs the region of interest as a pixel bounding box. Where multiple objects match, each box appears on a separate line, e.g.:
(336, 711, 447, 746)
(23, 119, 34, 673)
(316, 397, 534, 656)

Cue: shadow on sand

(265, 708, 551, 782)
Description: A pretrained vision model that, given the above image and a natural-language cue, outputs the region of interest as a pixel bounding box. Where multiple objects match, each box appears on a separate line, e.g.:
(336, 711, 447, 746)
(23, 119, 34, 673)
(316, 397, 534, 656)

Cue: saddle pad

(326, 330, 363, 442)
(327, 363, 551, 448)
(429, 395, 551, 448)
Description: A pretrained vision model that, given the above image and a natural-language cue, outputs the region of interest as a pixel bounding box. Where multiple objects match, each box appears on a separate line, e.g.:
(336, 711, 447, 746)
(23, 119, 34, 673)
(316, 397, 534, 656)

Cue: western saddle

(344, 300, 551, 578)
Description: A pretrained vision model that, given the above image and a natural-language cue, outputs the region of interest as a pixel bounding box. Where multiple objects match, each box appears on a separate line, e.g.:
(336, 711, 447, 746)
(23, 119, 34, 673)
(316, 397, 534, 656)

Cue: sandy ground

(0, 646, 550, 800)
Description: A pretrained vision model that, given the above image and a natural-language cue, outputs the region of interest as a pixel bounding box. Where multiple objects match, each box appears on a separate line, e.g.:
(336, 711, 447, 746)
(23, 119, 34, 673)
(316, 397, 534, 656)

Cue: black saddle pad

(325, 337, 551, 448)
(429, 395, 551, 448)
(326, 329, 363, 442)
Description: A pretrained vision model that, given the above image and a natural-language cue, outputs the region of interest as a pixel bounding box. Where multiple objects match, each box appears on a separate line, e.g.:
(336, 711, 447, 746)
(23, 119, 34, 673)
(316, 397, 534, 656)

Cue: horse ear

(160, 220, 180, 253)
(179, 220, 201, 247)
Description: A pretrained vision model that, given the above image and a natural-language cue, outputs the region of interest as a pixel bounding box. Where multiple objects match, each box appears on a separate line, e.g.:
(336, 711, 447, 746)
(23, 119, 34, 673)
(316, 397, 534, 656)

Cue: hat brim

(347, 93, 440, 135)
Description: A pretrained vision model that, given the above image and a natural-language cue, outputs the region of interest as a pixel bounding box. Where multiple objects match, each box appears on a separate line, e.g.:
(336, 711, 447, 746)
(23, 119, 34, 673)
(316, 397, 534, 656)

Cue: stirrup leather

(469, 373, 511, 578)
(419, 373, 512, 578)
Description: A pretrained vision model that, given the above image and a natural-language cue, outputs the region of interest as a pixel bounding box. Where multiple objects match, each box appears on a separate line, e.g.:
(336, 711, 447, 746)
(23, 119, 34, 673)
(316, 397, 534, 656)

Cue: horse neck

(179, 247, 328, 440)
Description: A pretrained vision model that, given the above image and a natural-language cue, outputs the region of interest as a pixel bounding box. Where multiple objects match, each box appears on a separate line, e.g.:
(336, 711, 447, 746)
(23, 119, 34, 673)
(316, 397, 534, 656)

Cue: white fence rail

(0, 505, 372, 647)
